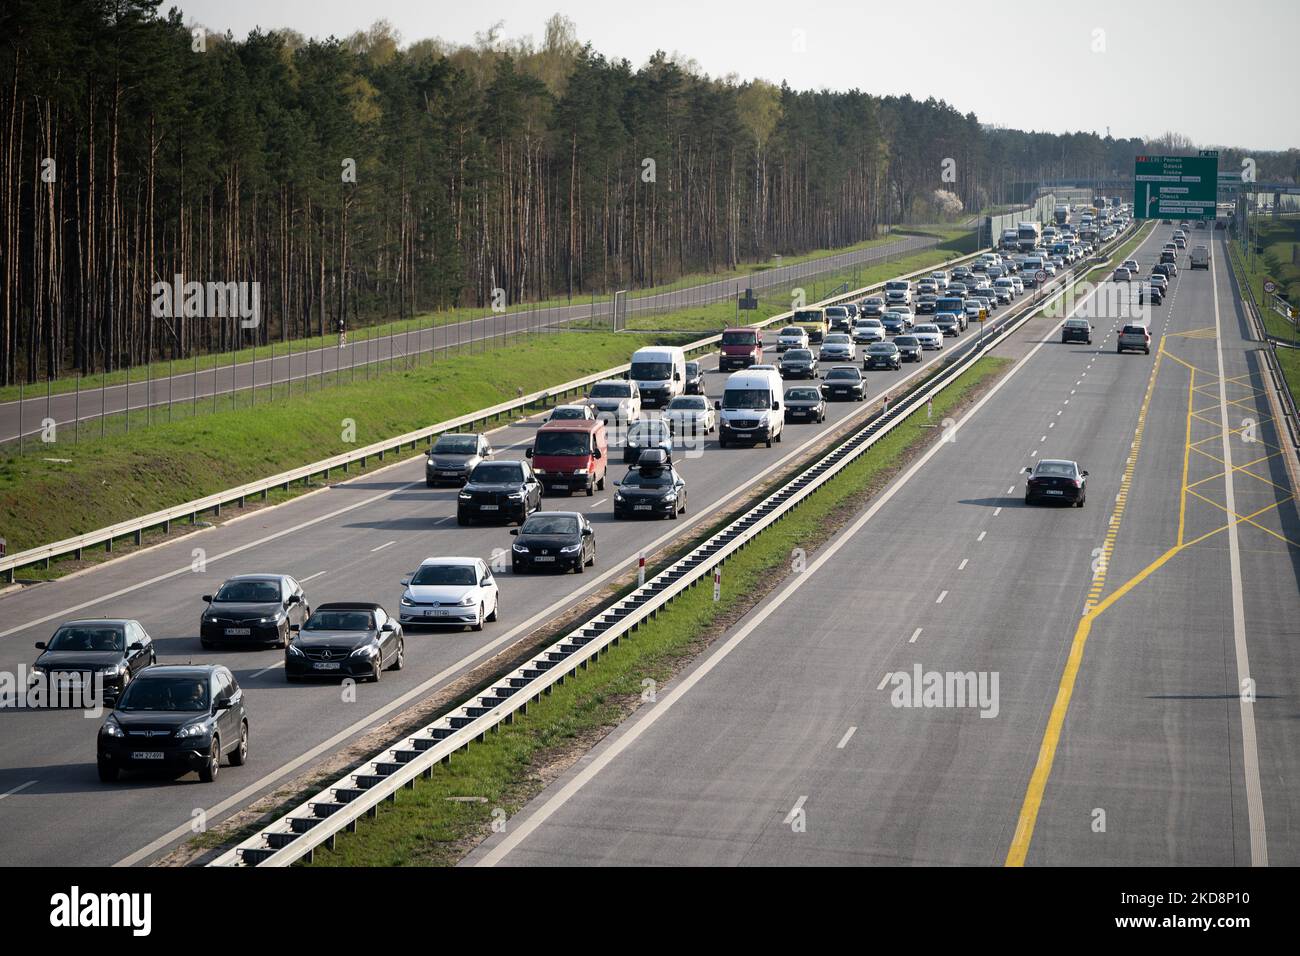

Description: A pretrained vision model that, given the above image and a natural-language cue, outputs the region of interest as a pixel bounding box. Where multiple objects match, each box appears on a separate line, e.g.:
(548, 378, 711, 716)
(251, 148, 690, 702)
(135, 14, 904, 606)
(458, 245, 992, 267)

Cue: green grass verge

(0, 227, 972, 404)
(1236, 217, 1300, 342)
(295, 355, 1010, 867)
(0, 331, 695, 563)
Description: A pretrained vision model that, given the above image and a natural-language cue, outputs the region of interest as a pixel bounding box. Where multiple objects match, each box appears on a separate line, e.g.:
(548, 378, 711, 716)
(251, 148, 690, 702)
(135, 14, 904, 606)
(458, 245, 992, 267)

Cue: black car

(1138, 283, 1163, 305)
(97, 665, 247, 783)
(916, 294, 938, 315)
(777, 348, 818, 379)
(933, 313, 961, 337)
(860, 297, 885, 317)
(511, 511, 597, 571)
(457, 460, 543, 525)
(865, 341, 905, 369)
(684, 361, 705, 395)
(285, 603, 405, 683)
(200, 574, 309, 649)
(783, 386, 826, 424)
(613, 449, 687, 519)
(31, 619, 156, 706)
(426, 432, 492, 487)
(821, 366, 866, 401)
(1023, 459, 1088, 507)
(1153, 261, 1178, 279)
(1061, 318, 1093, 344)
(880, 314, 907, 335)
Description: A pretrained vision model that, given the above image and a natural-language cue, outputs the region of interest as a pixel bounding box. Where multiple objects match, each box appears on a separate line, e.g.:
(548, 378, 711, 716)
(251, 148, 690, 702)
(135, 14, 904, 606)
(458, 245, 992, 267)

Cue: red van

(526, 419, 608, 495)
(720, 327, 763, 371)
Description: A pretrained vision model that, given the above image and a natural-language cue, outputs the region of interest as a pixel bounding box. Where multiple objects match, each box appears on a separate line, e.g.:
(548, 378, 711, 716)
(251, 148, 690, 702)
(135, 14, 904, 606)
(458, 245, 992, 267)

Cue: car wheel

(487, 595, 499, 622)
(390, 640, 405, 671)
(765, 436, 773, 448)
(229, 720, 249, 766)
(278, 623, 290, 649)
(513, 561, 524, 575)
(426, 479, 435, 488)
(199, 737, 220, 782)
(371, 658, 383, 682)
(97, 760, 119, 783)
(472, 604, 485, 631)
(719, 436, 727, 448)
(1024, 494, 1033, 506)
(597, 474, 605, 491)
(457, 513, 470, 527)
(575, 555, 585, 573)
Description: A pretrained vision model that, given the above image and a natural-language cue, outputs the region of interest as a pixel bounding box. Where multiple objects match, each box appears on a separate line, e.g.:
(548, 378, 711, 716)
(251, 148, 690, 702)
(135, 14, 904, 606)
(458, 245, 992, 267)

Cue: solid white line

(835, 727, 857, 749)
(976, 530, 986, 542)
(876, 673, 894, 690)
(0, 780, 36, 801)
(935, 590, 948, 604)
(782, 796, 808, 825)
(300, 570, 328, 583)
(370, 540, 396, 553)
(1210, 240, 1268, 866)
(957, 558, 968, 571)
(476, 246, 1156, 866)
(908, 627, 923, 644)
(589, 498, 607, 508)
(251, 661, 284, 679)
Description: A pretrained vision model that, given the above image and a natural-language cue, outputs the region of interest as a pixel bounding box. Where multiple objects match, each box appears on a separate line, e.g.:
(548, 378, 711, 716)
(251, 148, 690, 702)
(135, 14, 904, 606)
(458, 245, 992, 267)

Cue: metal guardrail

(209, 226, 1132, 867)
(1225, 240, 1300, 454)
(1, 243, 991, 583)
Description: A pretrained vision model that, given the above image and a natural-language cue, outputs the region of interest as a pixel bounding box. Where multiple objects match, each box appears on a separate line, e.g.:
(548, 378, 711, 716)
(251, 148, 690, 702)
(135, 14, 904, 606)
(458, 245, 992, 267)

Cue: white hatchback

(399, 557, 499, 630)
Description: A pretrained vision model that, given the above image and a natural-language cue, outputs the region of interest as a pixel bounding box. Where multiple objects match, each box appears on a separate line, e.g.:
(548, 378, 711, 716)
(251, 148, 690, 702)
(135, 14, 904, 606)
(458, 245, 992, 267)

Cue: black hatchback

(97, 665, 248, 783)
(822, 366, 866, 401)
(511, 511, 597, 571)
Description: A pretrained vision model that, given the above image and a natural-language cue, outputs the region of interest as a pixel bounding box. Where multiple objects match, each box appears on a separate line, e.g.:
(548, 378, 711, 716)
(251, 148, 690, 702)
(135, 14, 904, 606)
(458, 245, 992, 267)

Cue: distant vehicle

(1113, 267, 1131, 282)
(777, 347, 818, 379)
(884, 279, 913, 306)
(1117, 323, 1152, 355)
(286, 603, 405, 681)
(613, 450, 687, 520)
(865, 341, 904, 369)
(929, 271, 949, 290)
(792, 308, 828, 340)
(457, 460, 543, 525)
(426, 432, 492, 487)
(916, 293, 939, 314)
(860, 297, 886, 317)
(1139, 283, 1164, 306)
(1061, 318, 1093, 344)
(819, 332, 856, 362)
(399, 557, 499, 629)
(1023, 459, 1088, 507)
(1122, 259, 1140, 276)
(1159, 249, 1179, 267)
(852, 318, 885, 343)
(933, 313, 962, 337)
(783, 386, 826, 424)
(200, 574, 309, 649)
(547, 404, 596, 423)
(777, 325, 809, 352)
(1017, 221, 1042, 251)
(97, 664, 248, 783)
(629, 345, 686, 407)
(1174, 236, 1186, 249)
(1000, 229, 1020, 251)
(1054, 204, 1071, 226)
(718, 328, 763, 372)
(716, 367, 785, 448)
(825, 306, 853, 332)
(527, 418, 607, 495)
(1190, 245, 1209, 270)
(890, 336, 921, 363)
(1149, 273, 1169, 293)
(821, 366, 866, 401)
(586, 379, 641, 425)
(32, 620, 156, 706)
(683, 361, 705, 395)
(880, 312, 908, 335)
(912, 324, 944, 350)
(510, 511, 598, 570)
(663, 394, 716, 436)
(623, 417, 674, 464)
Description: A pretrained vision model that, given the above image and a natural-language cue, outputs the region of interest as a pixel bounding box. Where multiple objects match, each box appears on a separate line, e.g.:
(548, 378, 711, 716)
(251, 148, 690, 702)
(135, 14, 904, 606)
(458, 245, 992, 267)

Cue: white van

(716, 368, 785, 448)
(628, 345, 686, 408)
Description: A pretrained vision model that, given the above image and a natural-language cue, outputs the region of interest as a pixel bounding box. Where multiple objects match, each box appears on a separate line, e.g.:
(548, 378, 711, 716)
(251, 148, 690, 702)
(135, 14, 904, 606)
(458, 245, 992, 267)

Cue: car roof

(316, 602, 385, 611)
(1037, 459, 1079, 468)
(538, 418, 602, 434)
(135, 664, 220, 678)
(58, 619, 131, 628)
(223, 573, 286, 583)
(417, 556, 482, 567)
(526, 510, 583, 519)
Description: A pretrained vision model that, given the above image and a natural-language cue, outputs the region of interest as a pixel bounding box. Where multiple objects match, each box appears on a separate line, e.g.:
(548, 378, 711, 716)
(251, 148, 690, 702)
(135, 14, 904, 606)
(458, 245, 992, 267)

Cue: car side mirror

(381, 623, 395, 632)
(714, 400, 721, 410)
(613, 480, 621, 487)
(510, 529, 519, 536)
(201, 594, 212, 603)
(582, 527, 593, 537)
(593, 448, 602, 459)
(1081, 470, 1089, 477)
(674, 372, 681, 381)
(400, 577, 411, 586)
(1023, 467, 1033, 474)
(773, 401, 781, 411)
(216, 698, 234, 711)
(290, 624, 301, 632)
(524, 448, 533, 459)
(484, 448, 493, 457)
(128, 642, 144, 653)
(287, 594, 301, 605)
(34, 641, 46, 650)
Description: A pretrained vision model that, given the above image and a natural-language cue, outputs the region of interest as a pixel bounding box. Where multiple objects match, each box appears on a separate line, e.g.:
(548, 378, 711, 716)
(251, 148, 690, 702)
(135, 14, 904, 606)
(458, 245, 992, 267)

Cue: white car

(1042, 262, 1058, 276)
(819, 332, 856, 362)
(929, 271, 949, 290)
(776, 326, 809, 352)
(1122, 259, 1140, 276)
(912, 324, 944, 350)
(586, 379, 641, 426)
(852, 318, 885, 343)
(547, 403, 596, 423)
(624, 417, 674, 463)
(1009, 276, 1024, 294)
(662, 395, 716, 436)
(399, 557, 499, 629)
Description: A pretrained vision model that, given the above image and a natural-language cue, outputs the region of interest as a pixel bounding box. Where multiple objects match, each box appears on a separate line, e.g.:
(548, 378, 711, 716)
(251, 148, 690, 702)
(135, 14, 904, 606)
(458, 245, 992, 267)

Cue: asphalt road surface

(470, 226, 1300, 867)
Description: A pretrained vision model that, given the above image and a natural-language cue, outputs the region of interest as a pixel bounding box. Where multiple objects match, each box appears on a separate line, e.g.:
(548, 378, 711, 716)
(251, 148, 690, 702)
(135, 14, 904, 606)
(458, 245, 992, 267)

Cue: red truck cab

(720, 327, 763, 371)
(526, 419, 608, 495)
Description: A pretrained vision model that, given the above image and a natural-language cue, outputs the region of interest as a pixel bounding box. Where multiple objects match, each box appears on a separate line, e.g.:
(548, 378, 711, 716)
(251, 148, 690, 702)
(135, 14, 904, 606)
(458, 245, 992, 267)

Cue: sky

(170, 0, 1300, 152)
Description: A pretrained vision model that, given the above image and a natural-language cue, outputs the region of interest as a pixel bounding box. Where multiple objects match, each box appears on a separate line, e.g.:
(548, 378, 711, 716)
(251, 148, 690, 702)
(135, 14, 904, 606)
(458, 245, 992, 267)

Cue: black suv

(458, 460, 543, 525)
(97, 665, 248, 783)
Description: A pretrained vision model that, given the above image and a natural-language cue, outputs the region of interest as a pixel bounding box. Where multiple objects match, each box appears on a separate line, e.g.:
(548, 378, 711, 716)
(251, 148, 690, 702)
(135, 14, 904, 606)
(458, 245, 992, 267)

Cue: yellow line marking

(1179, 365, 1193, 544)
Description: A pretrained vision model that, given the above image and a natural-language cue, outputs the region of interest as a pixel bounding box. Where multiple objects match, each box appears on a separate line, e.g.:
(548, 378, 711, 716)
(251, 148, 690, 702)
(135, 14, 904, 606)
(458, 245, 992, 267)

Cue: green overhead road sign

(1134, 154, 1219, 220)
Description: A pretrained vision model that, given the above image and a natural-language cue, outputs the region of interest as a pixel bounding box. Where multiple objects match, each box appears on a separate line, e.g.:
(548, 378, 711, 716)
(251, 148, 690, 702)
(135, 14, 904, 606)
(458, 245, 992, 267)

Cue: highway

(0, 248, 998, 866)
(0, 232, 946, 446)
(469, 226, 1300, 867)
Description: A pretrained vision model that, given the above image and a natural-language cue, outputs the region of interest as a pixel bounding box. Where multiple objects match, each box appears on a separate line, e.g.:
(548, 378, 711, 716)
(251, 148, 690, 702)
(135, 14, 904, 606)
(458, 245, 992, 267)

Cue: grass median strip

(299, 355, 1010, 867)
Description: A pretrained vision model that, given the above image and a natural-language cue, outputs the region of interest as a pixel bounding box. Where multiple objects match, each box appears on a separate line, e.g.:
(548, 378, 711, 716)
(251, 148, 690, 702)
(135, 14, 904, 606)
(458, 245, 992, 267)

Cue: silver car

(819, 333, 856, 362)
(912, 324, 944, 350)
(587, 379, 641, 426)
(426, 432, 492, 487)
(852, 318, 885, 343)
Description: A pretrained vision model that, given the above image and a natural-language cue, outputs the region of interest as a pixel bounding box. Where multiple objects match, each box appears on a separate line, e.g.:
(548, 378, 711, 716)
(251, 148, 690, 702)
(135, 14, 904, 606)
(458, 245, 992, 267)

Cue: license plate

(480, 504, 499, 511)
(438, 470, 459, 476)
(534, 555, 556, 562)
(551, 482, 567, 489)
(425, 608, 455, 617)
(224, 627, 251, 636)
(312, 662, 341, 670)
(1045, 489, 1064, 496)
(634, 504, 652, 511)
(131, 752, 164, 760)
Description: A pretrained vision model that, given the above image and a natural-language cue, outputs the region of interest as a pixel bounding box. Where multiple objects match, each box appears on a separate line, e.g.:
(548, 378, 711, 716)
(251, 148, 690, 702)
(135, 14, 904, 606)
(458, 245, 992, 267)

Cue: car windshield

(668, 397, 706, 410)
(622, 468, 673, 488)
(826, 308, 847, 317)
(631, 361, 672, 381)
(784, 350, 811, 360)
(786, 389, 820, 401)
(826, 369, 859, 380)
(433, 435, 478, 454)
(521, 515, 580, 535)
(305, 610, 375, 631)
(549, 407, 588, 420)
(721, 331, 757, 345)
(589, 383, 629, 398)
(214, 581, 280, 603)
(780, 327, 803, 337)
(118, 676, 210, 712)
(411, 565, 478, 586)
(722, 388, 771, 409)
(534, 431, 591, 456)
(1036, 462, 1078, 478)
(825, 335, 850, 344)
(916, 326, 938, 334)
(470, 463, 524, 483)
(792, 311, 823, 323)
(1067, 320, 1089, 328)
(630, 420, 671, 440)
(686, 362, 700, 376)
(47, 626, 124, 652)
(892, 338, 916, 347)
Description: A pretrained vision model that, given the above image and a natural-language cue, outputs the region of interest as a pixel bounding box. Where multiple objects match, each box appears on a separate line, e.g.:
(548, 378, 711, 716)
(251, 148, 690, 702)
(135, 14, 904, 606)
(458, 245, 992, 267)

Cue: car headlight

(458, 491, 472, 499)
(614, 492, 625, 503)
(513, 543, 529, 553)
(287, 644, 304, 657)
(560, 544, 582, 554)
(100, 664, 124, 677)
(573, 468, 588, 476)
(507, 491, 525, 500)
(101, 717, 125, 738)
(30, 666, 45, 678)
(400, 594, 415, 606)
(663, 493, 678, 502)
(351, 645, 379, 658)
(175, 721, 208, 739)
(458, 594, 477, 606)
